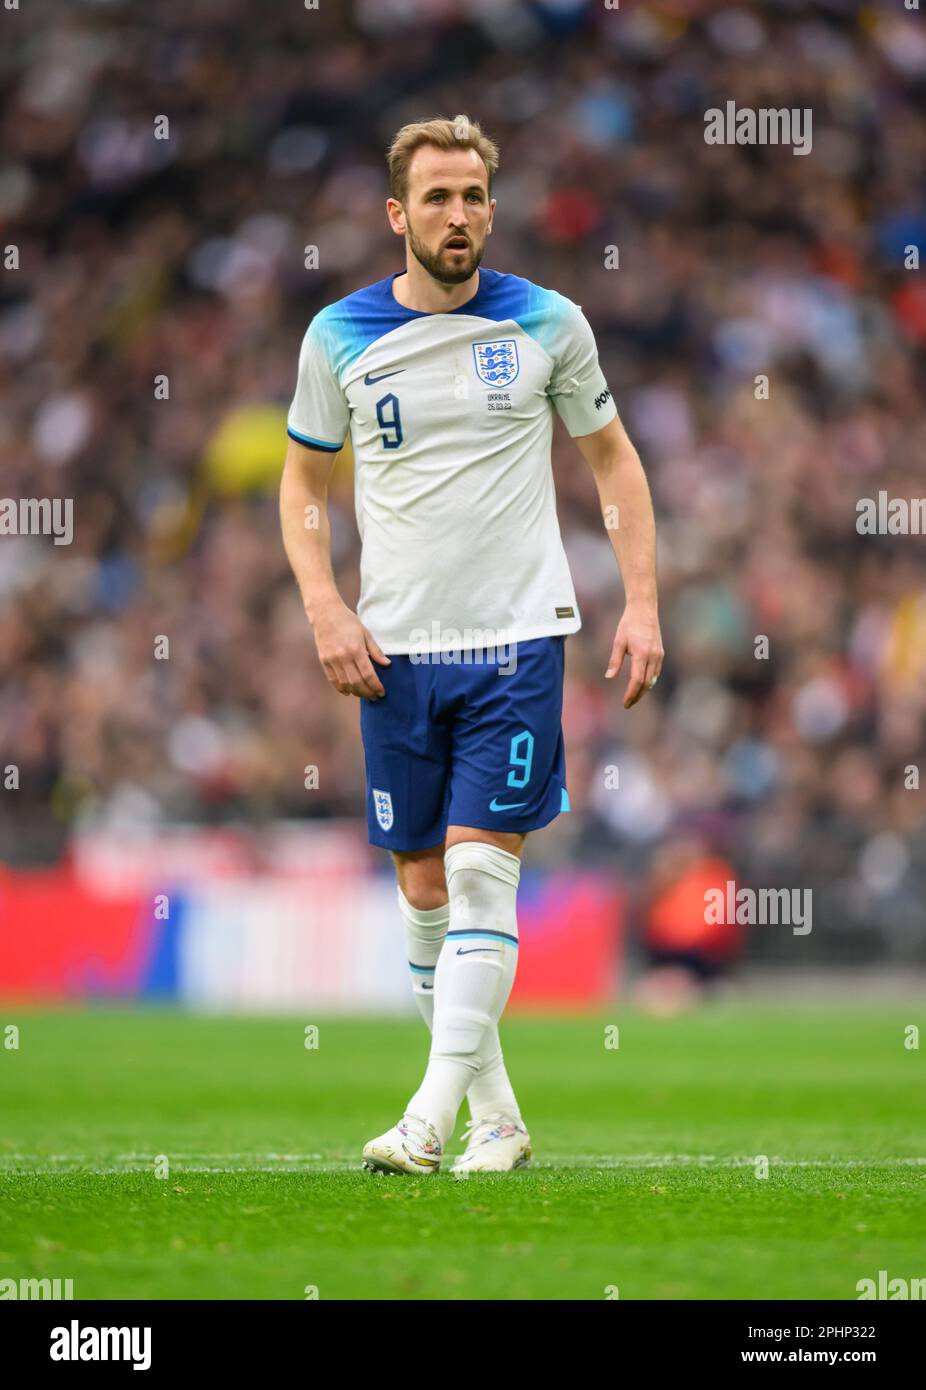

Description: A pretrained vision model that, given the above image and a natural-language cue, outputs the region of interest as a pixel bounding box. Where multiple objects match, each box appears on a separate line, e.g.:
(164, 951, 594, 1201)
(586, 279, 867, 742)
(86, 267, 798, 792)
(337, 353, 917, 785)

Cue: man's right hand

(311, 600, 391, 699)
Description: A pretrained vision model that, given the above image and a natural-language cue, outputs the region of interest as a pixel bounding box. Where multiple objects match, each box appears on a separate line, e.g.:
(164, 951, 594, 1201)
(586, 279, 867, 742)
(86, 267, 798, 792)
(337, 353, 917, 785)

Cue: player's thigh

(359, 657, 451, 852)
(447, 637, 568, 837)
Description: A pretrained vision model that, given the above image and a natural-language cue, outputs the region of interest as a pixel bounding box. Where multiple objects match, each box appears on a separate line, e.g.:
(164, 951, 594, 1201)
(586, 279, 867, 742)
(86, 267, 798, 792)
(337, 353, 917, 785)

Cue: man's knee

(445, 826, 526, 857)
(392, 847, 448, 911)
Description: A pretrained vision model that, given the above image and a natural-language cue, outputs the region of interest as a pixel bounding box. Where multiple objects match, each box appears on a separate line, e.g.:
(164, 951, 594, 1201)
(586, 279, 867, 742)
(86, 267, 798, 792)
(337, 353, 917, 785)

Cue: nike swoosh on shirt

(457, 947, 501, 956)
(364, 369, 405, 385)
(489, 798, 528, 812)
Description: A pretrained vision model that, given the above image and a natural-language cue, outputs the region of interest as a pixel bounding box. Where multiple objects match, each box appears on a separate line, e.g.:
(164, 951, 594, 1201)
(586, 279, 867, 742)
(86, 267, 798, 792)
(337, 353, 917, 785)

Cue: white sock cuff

(444, 841, 522, 891)
(396, 886, 450, 930)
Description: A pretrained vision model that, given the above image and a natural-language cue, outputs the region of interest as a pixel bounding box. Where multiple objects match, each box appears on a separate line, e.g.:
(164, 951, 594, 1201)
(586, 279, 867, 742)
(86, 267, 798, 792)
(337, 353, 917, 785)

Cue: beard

(406, 218, 485, 285)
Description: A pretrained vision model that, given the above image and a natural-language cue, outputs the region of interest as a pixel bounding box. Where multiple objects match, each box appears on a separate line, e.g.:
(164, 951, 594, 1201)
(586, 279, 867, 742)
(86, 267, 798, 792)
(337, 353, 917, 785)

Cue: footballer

(280, 115, 663, 1176)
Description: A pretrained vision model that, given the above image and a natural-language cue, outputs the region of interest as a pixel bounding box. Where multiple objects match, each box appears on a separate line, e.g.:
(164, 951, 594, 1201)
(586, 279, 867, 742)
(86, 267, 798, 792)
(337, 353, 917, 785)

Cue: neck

(392, 260, 480, 314)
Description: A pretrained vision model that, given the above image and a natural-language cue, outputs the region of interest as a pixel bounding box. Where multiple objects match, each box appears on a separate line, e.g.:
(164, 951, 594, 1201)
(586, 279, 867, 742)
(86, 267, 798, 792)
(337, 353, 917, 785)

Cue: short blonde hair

(387, 114, 500, 205)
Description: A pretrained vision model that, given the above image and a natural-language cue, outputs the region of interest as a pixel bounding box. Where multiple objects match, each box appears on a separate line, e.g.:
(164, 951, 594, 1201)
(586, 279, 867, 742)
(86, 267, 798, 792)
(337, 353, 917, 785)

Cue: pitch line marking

(0, 1152, 923, 1175)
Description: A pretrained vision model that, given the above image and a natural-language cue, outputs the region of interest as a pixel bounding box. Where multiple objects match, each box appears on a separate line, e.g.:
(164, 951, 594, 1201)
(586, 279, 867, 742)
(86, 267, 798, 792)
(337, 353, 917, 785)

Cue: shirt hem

(374, 617, 582, 655)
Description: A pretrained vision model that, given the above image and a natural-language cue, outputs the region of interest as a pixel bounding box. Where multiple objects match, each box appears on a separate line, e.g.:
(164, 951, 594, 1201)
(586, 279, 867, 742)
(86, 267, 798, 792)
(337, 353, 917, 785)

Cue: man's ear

(385, 198, 406, 235)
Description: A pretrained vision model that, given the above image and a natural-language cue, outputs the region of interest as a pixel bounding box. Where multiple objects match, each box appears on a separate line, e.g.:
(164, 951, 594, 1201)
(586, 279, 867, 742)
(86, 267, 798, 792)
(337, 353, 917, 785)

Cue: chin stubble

(407, 224, 485, 286)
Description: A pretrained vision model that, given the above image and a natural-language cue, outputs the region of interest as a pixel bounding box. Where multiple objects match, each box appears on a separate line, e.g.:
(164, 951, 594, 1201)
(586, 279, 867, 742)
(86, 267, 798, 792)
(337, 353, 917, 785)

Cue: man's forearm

(591, 444, 658, 606)
(279, 441, 389, 700)
(279, 452, 343, 624)
(576, 415, 663, 699)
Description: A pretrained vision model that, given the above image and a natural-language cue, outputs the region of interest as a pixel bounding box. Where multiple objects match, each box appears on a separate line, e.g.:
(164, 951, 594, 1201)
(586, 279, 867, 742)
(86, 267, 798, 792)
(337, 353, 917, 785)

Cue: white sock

(396, 885, 521, 1124)
(397, 887, 448, 1025)
(466, 1031, 522, 1125)
(405, 842, 521, 1145)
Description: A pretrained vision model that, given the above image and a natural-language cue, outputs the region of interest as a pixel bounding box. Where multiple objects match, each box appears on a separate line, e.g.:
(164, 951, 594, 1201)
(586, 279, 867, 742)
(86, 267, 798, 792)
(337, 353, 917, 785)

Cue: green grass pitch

(0, 1005, 923, 1300)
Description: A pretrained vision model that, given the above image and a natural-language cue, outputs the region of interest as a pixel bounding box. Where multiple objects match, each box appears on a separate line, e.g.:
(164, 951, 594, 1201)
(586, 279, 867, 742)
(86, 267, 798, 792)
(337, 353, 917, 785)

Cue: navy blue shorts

(359, 636, 570, 851)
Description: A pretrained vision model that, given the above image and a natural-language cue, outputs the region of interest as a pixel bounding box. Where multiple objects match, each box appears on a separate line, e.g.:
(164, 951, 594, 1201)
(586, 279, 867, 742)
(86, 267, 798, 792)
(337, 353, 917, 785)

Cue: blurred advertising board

(0, 825, 623, 1010)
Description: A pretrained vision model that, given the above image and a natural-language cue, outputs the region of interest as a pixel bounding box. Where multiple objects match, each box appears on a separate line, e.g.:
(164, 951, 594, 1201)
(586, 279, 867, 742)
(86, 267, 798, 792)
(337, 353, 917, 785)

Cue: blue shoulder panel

(314, 269, 570, 375)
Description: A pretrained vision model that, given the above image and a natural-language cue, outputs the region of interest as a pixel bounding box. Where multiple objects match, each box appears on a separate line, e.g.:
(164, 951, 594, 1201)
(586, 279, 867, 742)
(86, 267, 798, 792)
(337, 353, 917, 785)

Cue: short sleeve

(287, 315, 350, 452)
(547, 300, 617, 438)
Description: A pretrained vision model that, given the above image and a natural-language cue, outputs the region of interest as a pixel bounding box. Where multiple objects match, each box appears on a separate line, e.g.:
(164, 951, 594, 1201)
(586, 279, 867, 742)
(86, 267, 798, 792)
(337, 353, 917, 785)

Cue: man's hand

(606, 601, 664, 708)
(311, 600, 391, 699)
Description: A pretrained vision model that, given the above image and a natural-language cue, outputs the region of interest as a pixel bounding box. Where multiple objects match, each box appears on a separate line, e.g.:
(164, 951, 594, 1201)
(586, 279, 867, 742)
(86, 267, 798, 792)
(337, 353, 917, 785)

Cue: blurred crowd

(1, 0, 924, 960)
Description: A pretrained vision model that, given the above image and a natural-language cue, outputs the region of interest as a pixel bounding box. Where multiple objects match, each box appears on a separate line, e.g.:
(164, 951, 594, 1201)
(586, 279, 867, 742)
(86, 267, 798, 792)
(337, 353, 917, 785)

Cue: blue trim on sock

(446, 929, 519, 947)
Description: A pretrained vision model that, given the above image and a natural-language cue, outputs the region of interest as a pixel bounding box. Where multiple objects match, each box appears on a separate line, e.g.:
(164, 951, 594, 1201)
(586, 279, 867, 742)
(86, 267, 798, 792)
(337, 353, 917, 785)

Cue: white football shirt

(287, 267, 616, 653)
